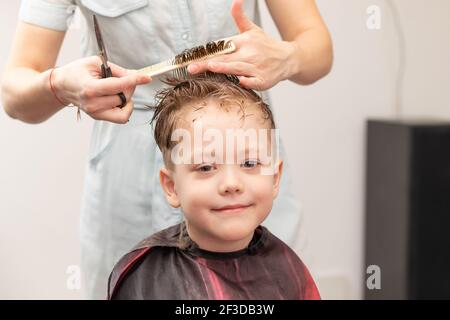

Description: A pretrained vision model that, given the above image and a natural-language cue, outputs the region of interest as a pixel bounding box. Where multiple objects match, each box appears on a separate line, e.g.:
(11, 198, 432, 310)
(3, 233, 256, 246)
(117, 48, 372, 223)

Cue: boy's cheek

(251, 178, 278, 200)
(178, 183, 212, 205)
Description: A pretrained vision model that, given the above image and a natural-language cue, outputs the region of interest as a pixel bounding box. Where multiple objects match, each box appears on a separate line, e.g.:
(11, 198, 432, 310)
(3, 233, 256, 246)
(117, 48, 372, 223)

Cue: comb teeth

(170, 66, 188, 79)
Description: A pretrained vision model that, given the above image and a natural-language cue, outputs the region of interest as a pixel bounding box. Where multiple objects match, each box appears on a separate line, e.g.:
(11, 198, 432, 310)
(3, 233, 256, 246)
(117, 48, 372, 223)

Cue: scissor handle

(101, 64, 113, 78)
(100, 63, 126, 108)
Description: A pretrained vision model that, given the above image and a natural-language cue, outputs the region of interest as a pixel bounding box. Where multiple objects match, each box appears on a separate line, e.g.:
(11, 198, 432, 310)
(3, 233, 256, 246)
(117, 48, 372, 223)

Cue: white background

(1, 0, 449, 299)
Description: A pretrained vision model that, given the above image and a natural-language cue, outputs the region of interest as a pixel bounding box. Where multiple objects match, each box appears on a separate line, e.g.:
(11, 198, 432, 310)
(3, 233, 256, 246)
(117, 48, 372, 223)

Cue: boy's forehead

(167, 97, 277, 168)
(178, 98, 270, 131)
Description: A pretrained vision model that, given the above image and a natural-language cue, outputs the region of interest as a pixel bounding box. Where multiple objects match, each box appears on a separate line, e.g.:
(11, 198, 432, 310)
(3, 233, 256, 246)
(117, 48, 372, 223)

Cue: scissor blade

(93, 15, 108, 64)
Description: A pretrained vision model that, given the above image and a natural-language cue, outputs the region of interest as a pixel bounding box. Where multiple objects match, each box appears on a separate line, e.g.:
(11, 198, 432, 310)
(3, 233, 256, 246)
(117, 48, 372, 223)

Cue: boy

(107, 72, 320, 300)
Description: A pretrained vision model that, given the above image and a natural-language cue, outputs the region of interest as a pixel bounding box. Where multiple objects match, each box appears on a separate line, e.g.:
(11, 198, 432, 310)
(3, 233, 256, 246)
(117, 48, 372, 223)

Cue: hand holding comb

(135, 39, 236, 78)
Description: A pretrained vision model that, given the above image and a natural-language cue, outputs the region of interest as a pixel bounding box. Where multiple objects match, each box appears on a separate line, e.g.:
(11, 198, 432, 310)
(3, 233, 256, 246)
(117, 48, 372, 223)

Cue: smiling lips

(211, 204, 253, 213)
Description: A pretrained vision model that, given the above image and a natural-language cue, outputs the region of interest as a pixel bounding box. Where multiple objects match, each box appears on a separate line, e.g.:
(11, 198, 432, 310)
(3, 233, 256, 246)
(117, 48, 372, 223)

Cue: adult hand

(52, 56, 151, 124)
(187, 0, 297, 91)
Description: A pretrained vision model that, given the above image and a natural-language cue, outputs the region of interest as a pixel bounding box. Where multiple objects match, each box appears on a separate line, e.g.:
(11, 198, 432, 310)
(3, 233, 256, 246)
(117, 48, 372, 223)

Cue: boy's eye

(241, 159, 260, 168)
(197, 164, 215, 172)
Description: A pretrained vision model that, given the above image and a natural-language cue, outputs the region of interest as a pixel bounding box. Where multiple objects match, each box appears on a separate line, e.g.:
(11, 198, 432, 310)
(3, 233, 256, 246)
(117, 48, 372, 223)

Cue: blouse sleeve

(19, 0, 76, 32)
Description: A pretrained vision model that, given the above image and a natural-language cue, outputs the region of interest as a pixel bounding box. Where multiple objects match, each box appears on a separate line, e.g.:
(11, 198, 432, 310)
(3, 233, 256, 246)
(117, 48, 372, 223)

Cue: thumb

(108, 62, 151, 84)
(108, 61, 129, 77)
(131, 72, 152, 86)
(123, 68, 152, 85)
(231, 0, 257, 33)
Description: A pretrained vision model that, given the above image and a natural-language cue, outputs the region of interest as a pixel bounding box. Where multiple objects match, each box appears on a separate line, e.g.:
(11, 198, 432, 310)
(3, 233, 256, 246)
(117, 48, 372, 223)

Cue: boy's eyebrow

(240, 146, 260, 157)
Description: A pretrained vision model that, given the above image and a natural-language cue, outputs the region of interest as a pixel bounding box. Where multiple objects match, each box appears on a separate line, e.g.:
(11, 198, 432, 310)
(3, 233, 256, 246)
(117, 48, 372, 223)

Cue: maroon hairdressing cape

(107, 224, 320, 300)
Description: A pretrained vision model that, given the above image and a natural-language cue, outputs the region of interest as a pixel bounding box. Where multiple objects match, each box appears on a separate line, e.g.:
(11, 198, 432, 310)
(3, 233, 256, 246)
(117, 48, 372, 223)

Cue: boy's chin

(213, 222, 258, 243)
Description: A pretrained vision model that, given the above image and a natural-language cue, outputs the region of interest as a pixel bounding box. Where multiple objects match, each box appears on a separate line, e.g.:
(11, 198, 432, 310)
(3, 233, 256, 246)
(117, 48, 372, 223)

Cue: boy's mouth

(211, 204, 253, 213)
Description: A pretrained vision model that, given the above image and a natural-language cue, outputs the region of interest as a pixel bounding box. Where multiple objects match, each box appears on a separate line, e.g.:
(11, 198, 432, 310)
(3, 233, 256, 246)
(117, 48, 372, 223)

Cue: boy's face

(160, 98, 283, 252)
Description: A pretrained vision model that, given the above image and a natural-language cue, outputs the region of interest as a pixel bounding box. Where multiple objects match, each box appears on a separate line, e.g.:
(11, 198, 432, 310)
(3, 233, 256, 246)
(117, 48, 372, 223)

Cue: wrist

(48, 66, 69, 106)
(281, 40, 303, 81)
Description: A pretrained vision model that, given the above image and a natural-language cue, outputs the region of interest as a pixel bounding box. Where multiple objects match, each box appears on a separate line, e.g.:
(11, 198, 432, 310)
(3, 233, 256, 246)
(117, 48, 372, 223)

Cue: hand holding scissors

(93, 15, 128, 111)
(48, 16, 151, 123)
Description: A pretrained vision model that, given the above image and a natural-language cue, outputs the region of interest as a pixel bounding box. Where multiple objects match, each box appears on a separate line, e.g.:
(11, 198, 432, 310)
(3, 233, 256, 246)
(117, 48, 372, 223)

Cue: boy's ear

(159, 167, 181, 208)
(272, 160, 283, 199)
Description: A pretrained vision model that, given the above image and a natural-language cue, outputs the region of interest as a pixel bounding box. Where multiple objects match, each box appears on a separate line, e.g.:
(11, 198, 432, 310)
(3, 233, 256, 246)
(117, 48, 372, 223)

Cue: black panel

(410, 126, 450, 299)
(365, 120, 450, 299)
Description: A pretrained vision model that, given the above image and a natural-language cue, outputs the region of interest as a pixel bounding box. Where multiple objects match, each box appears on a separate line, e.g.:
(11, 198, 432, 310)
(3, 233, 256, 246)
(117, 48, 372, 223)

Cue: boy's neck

(185, 222, 255, 253)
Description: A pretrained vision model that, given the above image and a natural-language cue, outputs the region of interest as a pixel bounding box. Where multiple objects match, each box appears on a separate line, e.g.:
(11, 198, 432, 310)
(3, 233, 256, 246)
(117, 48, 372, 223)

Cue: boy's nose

(218, 167, 244, 195)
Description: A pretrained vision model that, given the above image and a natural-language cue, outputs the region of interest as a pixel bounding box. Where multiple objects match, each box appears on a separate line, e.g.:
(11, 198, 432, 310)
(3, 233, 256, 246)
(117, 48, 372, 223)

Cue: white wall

(1, 0, 449, 299)
(0, 2, 88, 300)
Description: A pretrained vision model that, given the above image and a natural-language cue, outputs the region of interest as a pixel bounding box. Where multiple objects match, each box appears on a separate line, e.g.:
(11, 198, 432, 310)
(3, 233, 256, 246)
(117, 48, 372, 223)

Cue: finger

(84, 73, 150, 97)
(237, 76, 265, 90)
(86, 56, 130, 78)
(194, 61, 256, 77)
(188, 50, 242, 74)
(83, 93, 131, 114)
(107, 62, 132, 77)
(231, 0, 258, 33)
(109, 62, 153, 83)
(90, 99, 134, 124)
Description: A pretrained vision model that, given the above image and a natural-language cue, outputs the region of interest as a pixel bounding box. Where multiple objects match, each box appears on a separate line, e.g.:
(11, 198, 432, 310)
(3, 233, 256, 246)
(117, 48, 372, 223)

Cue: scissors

(93, 15, 127, 109)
